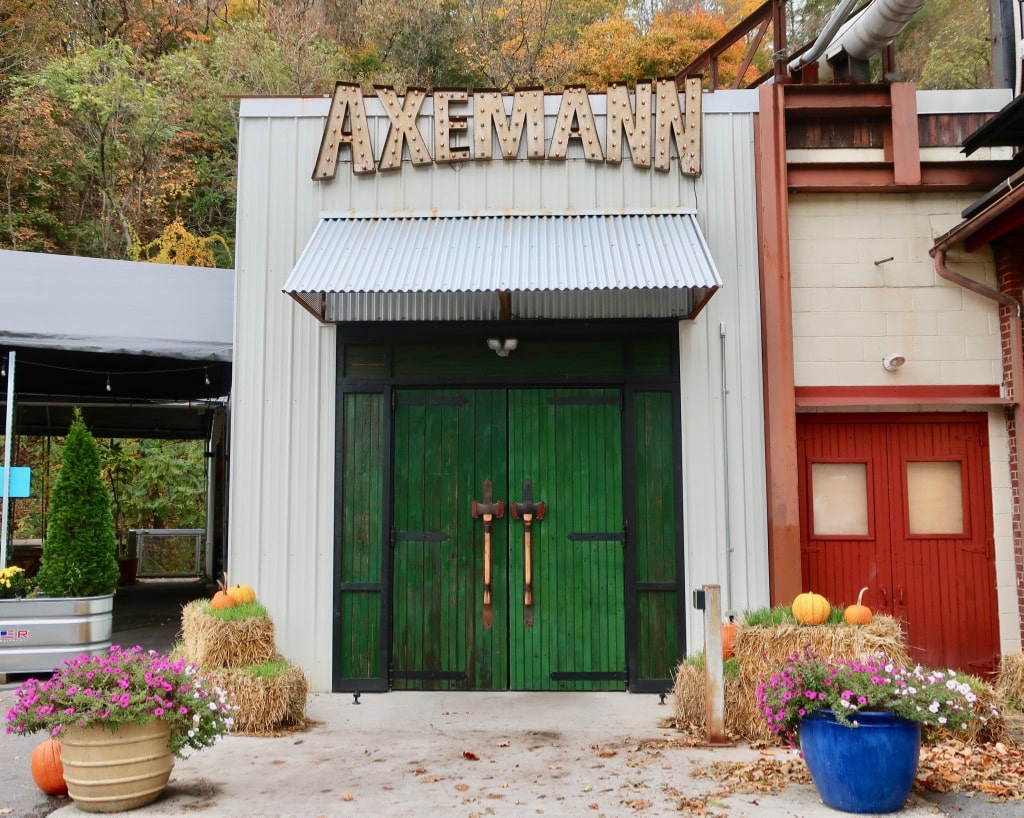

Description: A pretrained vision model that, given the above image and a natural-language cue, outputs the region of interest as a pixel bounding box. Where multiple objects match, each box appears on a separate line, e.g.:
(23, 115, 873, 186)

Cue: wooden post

(702, 583, 730, 745)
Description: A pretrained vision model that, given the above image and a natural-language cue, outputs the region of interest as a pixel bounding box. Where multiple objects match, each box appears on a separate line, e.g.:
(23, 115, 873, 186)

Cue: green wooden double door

(391, 387, 627, 691)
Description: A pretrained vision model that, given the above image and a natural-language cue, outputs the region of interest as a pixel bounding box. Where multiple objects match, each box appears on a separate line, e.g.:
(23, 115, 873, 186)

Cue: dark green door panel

(391, 389, 508, 690)
(632, 392, 681, 683)
(337, 393, 386, 685)
(507, 389, 626, 690)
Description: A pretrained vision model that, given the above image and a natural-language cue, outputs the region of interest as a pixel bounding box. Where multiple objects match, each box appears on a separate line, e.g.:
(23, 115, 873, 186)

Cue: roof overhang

(0, 250, 234, 437)
(283, 210, 722, 323)
(0, 249, 233, 361)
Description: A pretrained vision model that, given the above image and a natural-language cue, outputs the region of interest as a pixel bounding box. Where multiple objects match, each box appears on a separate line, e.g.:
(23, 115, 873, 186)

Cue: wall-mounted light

(487, 338, 518, 358)
(882, 354, 906, 372)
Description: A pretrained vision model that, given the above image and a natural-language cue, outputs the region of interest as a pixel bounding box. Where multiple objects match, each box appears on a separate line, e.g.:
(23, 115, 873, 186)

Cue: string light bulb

(204, 367, 210, 386)
(1, 359, 5, 378)
(105, 374, 111, 392)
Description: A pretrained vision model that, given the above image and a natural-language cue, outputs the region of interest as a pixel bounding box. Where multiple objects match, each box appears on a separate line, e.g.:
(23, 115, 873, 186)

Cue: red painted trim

(797, 411, 990, 426)
(757, 84, 802, 607)
(795, 385, 1009, 407)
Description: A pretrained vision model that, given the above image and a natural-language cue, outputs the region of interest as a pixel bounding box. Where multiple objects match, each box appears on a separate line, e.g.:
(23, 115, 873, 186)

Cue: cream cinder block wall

(790, 193, 1000, 388)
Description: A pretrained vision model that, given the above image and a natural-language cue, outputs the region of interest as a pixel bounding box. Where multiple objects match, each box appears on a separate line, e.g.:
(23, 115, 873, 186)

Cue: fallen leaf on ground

(463, 751, 480, 761)
(339, 793, 354, 801)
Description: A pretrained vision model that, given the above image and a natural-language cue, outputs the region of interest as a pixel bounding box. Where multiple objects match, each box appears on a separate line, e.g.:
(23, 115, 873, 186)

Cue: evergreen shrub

(35, 408, 119, 597)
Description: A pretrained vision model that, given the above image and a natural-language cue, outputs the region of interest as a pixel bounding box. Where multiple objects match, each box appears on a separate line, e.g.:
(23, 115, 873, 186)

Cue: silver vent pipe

(789, 0, 928, 79)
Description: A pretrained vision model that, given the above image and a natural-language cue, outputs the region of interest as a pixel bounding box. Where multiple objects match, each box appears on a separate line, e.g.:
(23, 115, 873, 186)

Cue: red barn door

(797, 414, 998, 675)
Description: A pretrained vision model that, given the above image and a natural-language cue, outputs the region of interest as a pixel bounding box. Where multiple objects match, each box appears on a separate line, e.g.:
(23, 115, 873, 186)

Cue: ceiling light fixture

(486, 338, 518, 358)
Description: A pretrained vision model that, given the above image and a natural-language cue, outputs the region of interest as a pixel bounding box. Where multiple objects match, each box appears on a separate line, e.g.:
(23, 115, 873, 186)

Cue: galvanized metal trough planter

(0, 594, 113, 676)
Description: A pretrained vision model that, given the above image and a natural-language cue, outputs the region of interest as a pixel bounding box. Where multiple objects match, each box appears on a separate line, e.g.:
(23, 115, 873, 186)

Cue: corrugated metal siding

(232, 93, 767, 690)
(285, 211, 721, 321)
(679, 109, 769, 647)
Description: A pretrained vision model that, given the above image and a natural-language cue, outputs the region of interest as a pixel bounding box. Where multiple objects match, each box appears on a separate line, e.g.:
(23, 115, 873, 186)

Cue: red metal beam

(795, 385, 1007, 407)
(756, 84, 802, 606)
(787, 162, 1009, 192)
(889, 83, 920, 186)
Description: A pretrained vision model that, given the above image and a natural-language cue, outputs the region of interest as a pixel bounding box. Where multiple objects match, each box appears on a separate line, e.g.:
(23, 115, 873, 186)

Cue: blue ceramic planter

(799, 709, 921, 814)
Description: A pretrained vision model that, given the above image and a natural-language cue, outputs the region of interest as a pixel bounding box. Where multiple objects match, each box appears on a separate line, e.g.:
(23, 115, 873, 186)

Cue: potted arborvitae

(0, 409, 119, 673)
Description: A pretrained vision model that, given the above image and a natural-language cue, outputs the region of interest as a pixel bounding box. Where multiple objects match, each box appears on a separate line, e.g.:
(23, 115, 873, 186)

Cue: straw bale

(733, 615, 910, 687)
(670, 663, 749, 739)
(181, 600, 277, 668)
(213, 659, 309, 735)
(996, 653, 1024, 710)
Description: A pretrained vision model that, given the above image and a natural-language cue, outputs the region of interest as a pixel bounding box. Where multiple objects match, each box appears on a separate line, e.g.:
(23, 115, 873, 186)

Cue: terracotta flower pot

(59, 720, 175, 813)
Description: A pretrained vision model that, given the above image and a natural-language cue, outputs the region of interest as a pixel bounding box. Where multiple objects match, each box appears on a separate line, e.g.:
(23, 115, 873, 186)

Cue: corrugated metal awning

(283, 210, 721, 322)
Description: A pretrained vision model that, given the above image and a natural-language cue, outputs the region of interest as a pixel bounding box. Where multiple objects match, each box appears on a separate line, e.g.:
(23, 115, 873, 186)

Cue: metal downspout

(930, 248, 1023, 432)
(719, 322, 732, 613)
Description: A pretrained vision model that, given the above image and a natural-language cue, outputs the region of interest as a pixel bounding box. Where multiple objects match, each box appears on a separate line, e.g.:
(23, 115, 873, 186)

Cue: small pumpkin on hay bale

(181, 599, 277, 668)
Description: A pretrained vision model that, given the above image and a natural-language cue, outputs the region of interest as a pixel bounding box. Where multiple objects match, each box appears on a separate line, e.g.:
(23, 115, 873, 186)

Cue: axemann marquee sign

(313, 78, 702, 179)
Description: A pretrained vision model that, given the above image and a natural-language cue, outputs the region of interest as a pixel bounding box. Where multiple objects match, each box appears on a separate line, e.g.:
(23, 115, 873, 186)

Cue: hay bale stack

(731, 615, 910, 743)
(996, 652, 1024, 710)
(181, 600, 276, 668)
(673, 616, 913, 743)
(212, 660, 309, 735)
(179, 599, 309, 735)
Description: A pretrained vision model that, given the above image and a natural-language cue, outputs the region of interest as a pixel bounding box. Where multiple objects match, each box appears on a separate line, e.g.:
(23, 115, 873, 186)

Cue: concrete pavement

(2, 582, 1019, 817)
(5, 689, 986, 817)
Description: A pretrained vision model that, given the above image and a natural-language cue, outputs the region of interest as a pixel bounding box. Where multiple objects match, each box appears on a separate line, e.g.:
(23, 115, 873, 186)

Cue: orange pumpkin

(210, 576, 236, 610)
(227, 584, 256, 605)
(31, 737, 67, 796)
(844, 587, 873, 625)
(722, 617, 738, 659)
(792, 591, 831, 625)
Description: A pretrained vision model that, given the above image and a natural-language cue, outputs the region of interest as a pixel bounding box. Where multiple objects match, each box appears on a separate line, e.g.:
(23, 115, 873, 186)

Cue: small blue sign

(0, 466, 31, 497)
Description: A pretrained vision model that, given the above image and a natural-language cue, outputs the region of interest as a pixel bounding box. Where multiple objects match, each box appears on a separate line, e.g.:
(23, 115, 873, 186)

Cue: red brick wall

(994, 233, 1024, 649)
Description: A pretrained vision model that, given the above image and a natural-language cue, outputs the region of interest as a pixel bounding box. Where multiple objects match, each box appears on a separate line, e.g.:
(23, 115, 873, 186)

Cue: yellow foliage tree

(131, 218, 232, 268)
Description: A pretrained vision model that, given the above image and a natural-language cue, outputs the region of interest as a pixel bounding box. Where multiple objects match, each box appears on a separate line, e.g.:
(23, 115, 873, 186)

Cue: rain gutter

(929, 195, 1024, 428)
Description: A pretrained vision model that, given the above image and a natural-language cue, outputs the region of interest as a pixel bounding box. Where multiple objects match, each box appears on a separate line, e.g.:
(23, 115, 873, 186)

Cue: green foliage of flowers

(5, 645, 236, 758)
(204, 600, 269, 621)
(0, 565, 36, 599)
(35, 409, 119, 598)
(756, 648, 997, 747)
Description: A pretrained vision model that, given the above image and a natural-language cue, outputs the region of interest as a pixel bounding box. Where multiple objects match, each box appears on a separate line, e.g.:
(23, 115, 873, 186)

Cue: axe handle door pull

(482, 513, 493, 630)
(523, 513, 534, 627)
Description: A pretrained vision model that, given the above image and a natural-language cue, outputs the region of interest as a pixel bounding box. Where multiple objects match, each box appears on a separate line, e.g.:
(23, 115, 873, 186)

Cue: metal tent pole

(2, 351, 15, 567)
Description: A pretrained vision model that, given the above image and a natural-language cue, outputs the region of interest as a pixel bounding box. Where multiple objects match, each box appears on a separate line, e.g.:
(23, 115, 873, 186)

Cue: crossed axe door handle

(511, 479, 545, 628)
(471, 479, 503, 630)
